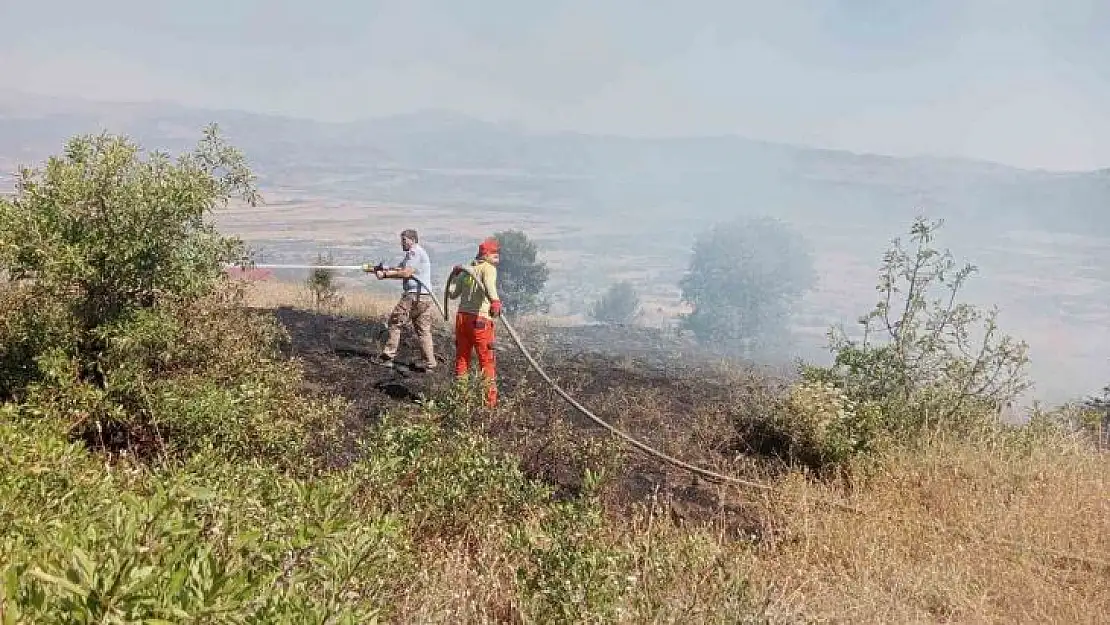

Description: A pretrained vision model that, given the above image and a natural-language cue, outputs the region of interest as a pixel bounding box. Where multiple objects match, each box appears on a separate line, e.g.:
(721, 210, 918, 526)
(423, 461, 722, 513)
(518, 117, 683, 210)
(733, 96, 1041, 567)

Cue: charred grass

(257, 282, 1110, 623)
(5, 277, 1107, 623)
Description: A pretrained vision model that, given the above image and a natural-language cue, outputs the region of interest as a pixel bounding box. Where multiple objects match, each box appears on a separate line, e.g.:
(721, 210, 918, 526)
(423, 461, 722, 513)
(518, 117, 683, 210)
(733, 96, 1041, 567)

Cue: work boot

(370, 353, 394, 368)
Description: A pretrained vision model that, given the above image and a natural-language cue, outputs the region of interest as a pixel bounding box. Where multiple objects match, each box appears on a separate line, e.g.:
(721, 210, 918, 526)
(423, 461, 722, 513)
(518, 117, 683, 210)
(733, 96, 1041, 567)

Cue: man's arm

(482, 265, 502, 316)
(378, 266, 414, 279)
(481, 265, 499, 302)
(376, 252, 416, 280)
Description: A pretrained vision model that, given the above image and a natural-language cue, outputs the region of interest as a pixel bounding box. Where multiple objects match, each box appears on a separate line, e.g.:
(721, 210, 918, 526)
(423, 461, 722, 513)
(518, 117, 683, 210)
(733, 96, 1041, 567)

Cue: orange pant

(454, 311, 497, 406)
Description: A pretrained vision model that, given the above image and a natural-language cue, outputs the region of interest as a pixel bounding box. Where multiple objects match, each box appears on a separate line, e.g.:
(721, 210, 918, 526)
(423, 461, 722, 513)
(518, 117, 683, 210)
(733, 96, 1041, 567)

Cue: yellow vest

(450, 260, 500, 319)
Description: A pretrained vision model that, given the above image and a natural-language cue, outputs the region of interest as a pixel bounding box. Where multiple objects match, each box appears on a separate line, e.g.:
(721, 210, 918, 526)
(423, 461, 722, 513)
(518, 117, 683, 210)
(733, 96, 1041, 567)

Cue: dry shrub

(746, 429, 1110, 624)
(389, 536, 521, 623)
(387, 500, 761, 624)
(192, 272, 1107, 625)
(240, 278, 397, 320)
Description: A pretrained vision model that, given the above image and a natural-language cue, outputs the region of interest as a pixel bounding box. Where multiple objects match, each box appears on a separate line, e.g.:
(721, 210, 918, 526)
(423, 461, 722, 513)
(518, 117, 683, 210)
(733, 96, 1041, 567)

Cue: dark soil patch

(270, 305, 781, 533)
(70, 417, 165, 463)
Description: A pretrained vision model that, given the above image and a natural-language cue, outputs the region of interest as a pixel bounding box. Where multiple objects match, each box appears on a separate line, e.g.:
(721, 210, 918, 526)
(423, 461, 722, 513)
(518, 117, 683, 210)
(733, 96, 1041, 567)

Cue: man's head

(477, 237, 500, 265)
(400, 229, 418, 251)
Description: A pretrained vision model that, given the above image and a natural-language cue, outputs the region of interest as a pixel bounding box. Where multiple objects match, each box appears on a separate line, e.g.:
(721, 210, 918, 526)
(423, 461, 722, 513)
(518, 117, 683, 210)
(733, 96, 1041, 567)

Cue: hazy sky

(2, 0, 1109, 170)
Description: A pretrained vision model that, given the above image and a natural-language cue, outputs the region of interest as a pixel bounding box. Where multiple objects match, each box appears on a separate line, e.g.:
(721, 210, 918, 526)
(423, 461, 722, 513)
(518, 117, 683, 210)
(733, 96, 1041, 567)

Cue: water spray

(246, 263, 368, 271)
(230, 262, 450, 318)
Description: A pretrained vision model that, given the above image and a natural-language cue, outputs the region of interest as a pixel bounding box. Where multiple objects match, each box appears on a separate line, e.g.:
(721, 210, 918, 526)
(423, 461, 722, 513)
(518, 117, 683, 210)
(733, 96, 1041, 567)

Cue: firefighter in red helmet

(447, 237, 502, 406)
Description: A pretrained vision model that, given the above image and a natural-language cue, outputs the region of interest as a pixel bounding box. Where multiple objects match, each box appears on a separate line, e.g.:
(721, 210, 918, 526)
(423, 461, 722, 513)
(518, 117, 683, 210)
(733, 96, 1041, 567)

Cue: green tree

(1082, 384, 1110, 445)
(307, 252, 344, 311)
(679, 216, 816, 357)
(0, 124, 258, 396)
(804, 216, 1031, 431)
(491, 229, 550, 316)
(588, 281, 642, 325)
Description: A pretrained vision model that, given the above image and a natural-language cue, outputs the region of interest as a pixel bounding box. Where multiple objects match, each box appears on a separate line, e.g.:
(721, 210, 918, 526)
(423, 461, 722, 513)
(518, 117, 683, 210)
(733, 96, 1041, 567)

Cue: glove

(489, 300, 502, 317)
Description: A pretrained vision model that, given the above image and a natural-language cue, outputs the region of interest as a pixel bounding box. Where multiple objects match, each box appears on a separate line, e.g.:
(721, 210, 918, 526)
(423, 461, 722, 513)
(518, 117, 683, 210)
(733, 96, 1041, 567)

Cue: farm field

(215, 188, 1110, 407)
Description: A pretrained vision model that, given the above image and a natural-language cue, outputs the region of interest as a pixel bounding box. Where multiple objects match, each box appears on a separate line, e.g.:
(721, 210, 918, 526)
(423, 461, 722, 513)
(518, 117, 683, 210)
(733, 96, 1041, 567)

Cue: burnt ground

(271, 306, 790, 533)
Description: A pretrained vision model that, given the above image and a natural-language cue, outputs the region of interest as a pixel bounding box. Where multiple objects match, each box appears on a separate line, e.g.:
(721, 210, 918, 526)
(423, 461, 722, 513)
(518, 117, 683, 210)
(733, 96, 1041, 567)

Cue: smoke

(1, 0, 1109, 404)
(2, 0, 1108, 169)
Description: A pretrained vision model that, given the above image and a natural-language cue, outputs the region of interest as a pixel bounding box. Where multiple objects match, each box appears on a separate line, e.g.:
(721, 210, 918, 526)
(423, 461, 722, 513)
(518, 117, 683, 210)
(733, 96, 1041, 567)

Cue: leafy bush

(350, 412, 552, 540)
(1021, 398, 1108, 451)
(307, 252, 344, 312)
(491, 229, 550, 316)
(0, 126, 256, 395)
(680, 216, 816, 358)
(0, 398, 580, 622)
(589, 281, 642, 325)
(0, 418, 412, 623)
(512, 498, 630, 623)
(0, 127, 351, 467)
(790, 217, 1031, 468)
(773, 380, 887, 469)
(1081, 385, 1110, 447)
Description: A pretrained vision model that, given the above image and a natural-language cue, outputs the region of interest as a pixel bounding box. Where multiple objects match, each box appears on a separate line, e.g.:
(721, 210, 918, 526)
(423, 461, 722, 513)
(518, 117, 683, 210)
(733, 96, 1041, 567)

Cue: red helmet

(477, 237, 499, 257)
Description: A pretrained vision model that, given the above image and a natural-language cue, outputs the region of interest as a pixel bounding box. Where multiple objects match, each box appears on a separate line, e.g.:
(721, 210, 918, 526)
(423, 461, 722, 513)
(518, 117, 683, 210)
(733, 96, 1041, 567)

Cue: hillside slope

(2, 90, 1109, 235)
(4, 117, 1106, 624)
(266, 295, 1110, 623)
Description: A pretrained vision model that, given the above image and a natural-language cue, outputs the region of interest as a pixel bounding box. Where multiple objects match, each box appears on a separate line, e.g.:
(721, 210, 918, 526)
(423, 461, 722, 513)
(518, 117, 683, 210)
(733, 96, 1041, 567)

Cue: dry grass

(382, 434, 1110, 624)
(386, 437, 1110, 624)
(253, 277, 1110, 624)
(391, 535, 522, 623)
(391, 519, 759, 624)
(745, 433, 1110, 624)
(238, 277, 399, 320)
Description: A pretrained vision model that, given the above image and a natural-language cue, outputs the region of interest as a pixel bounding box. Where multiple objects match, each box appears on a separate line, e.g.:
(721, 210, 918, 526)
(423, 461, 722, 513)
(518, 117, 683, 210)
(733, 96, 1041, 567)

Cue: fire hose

(245, 262, 773, 490)
(237, 262, 1110, 569)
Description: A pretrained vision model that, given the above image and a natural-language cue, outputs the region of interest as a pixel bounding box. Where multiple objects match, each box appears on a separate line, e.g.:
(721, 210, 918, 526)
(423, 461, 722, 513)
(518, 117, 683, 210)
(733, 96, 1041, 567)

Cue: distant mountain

(1, 90, 1108, 235)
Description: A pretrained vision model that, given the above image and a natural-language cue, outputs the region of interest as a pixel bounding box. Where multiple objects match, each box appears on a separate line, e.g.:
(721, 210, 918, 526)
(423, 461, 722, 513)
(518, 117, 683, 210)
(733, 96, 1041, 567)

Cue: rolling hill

(2, 89, 1108, 405)
(2, 89, 1108, 237)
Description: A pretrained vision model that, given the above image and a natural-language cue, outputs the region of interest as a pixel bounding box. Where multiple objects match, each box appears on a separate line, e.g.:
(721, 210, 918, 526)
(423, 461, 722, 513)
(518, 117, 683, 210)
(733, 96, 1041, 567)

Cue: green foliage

(491, 229, 550, 316)
(1082, 385, 1109, 445)
(783, 379, 889, 470)
(787, 217, 1031, 469)
(813, 217, 1029, 424)
(350, 412, 552, 540)
(306, 252, 343, 312)
(0, 125, 256, 398)
(992, 401, 1108, 457)
(0, 420, 412, 623)
(589, 281, 642, 325)
(680, 216, 817, 358)
(512, 495, 630, 622)
(0, 128, 351, 471)
(0, 403, 577, 622)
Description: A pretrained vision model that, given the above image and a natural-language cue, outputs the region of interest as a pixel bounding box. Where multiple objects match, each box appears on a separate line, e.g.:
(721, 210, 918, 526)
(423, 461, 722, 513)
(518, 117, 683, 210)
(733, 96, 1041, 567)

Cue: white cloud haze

(1, 0, 1108, 170)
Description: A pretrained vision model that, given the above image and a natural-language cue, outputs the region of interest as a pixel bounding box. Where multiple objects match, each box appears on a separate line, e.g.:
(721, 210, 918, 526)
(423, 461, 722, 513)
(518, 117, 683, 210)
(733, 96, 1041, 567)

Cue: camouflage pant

(382, 292, 437, 367)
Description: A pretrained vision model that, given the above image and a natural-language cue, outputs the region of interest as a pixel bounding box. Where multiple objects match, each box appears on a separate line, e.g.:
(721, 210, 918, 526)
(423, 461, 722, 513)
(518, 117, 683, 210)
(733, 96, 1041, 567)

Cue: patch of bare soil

(271, 306, 783, 535)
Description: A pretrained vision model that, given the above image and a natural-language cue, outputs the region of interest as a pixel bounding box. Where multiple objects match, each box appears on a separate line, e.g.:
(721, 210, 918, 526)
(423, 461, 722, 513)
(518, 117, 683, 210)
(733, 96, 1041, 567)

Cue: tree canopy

(679, 216, 816, 357)
(491, 229, 550, 316)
